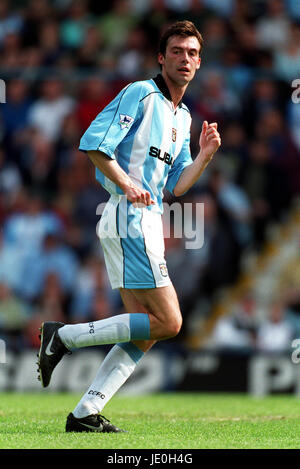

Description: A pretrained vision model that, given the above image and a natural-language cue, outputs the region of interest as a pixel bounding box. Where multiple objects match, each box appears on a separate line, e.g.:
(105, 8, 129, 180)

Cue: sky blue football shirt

(79, 74, 193, 214)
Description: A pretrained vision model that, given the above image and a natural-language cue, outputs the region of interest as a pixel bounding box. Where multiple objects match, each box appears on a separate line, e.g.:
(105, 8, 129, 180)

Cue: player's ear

(158, 53, 165, 67)
(196, 57, 201, 70)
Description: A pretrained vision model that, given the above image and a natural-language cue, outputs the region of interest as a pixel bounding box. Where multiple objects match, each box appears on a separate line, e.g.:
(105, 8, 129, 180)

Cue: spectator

(201, 16, 228, 65)
(20, 231, 79, 300)
(116, 27, 149, 80)
(217, 121, 248, 181)
(70, 257, 111, 322)
(208, 167, 252, 248)
(211, 292, 258, 351)
(234, 22, 261, 68)
(75, 25, 103, 69)
(164, 222, 194, 307)
(241, 77, 282, 138)
(211, 316, 250, 350)
(0, 0, 23, 46)
(202, 0, 234, 18)
(88, 289, 112, 321)
(255, 0, 290, 51)
(184, 192, 241, 300)
(21, 46, 43, 73)
(230, 0, 255, 28)
(195, 68, 240, 125)
(3, 192, 63, 255)
(254, 109, 300, 196)
(0, 231, 28, 295)
(274, 22, 300, 83)
(286, 0, 300, 20)
(0, 31, 22, 68)
(0, 78, 32, 156)
(60, 0, 95, 50)
(38, 20, 64, 66)
(163, 0, 193, 13)
(166, 0, 214, 32)
(27, 77, 75, 142)
(22, 0, 54, 48)
(222, 46, 253, 96)
(97, 0, 137, 54)
(20, 132, 59, 197)
(24, 273, 67, 348)
(237, 137, 288, 247)
(0, 146, 22, 199)
(257, 300, 294, 352)
(76, 77, 114, 132)
(56, 113, 82, 169)
(211, 316, 254, 351)
(0, 282, 29, 352)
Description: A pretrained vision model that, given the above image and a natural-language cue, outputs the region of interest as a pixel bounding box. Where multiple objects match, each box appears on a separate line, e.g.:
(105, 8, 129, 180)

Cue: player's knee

(163, 317, 182, 338)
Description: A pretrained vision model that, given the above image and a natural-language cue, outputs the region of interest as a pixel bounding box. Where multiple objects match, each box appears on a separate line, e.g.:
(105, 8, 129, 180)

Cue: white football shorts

(97, 194, 171, 289)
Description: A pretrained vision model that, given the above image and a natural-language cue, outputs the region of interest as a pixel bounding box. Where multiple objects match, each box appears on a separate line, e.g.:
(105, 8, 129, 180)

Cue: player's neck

(161, 70, 188, 109)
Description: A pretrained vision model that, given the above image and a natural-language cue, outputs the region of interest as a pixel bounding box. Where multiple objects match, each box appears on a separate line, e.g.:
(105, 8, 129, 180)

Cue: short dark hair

(158, 20, 204, 57)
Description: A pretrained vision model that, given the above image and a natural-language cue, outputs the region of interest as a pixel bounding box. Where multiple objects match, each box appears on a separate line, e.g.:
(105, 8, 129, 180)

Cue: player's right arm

(80, 81, 155, 206)
(87, 150, 154, 206)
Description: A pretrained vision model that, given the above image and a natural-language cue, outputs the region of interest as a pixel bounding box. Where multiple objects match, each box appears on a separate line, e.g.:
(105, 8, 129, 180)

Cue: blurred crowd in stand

(0, 0, 300, 352)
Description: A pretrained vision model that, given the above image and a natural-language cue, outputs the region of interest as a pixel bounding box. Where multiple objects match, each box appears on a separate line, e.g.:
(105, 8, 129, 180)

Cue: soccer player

(37, 20, 221, 433)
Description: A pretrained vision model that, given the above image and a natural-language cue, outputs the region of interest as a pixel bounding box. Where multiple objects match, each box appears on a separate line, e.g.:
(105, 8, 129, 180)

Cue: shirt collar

(152, 73, 183, 108)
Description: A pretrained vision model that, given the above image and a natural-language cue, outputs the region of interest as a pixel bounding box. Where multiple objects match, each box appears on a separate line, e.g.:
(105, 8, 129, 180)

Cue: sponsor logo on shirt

(149, 146, 174, 166)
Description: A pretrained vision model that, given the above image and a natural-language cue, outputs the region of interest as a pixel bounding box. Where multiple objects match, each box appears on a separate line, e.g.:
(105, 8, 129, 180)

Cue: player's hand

(124, 183, 155, 207)
(199, 121, 221, 162)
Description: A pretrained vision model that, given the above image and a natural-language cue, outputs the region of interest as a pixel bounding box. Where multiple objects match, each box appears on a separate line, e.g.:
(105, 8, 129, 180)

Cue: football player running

(37, 20, 221, 433)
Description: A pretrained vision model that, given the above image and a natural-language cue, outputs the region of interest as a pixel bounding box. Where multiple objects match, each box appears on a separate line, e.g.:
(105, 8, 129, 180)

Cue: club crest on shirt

(172, 128, 177, 142)
(159, 263, 168, 277)
(119, 114, 134, 130)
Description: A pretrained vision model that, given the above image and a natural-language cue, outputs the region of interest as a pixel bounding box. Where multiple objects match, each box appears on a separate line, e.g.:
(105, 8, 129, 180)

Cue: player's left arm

(173, 121, 221, 197)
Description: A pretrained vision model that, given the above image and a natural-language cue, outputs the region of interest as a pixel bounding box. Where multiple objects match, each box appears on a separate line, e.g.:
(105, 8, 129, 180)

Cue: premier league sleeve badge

(119, 114, 134, 130)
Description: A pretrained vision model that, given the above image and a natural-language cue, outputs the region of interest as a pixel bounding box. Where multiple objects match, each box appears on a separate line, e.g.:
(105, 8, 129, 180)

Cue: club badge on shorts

(172, 128, 177, 142)
(159, 263, 169, 277)
(119, 114, 134, 130)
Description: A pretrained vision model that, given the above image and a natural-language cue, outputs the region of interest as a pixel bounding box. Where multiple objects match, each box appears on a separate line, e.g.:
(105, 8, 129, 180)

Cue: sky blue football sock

(58, 313, 150, 350)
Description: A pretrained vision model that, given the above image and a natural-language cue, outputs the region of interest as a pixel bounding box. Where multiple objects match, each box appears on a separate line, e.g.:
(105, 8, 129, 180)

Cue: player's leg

(66, 285, 182, 422)
(66, 286, 182, 429)
(69, 290, 155, 427)
(41, 283, 180, 370)
(119, 287, 157, 353)
(42, 283, 180, 360)
(37, 270, 180, 388)
(129, 283, 183, 342)
(40, 284, 182, 431)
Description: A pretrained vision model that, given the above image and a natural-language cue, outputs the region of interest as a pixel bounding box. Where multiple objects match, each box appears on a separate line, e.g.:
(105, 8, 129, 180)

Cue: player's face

(158, 35, 201, 87)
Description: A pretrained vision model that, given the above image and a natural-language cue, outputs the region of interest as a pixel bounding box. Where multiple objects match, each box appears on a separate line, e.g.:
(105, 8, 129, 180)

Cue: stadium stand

(0, 0, 299, 354)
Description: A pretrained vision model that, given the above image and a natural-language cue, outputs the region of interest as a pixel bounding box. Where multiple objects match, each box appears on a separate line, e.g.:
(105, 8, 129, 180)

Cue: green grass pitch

(0, 392, 300, 449)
